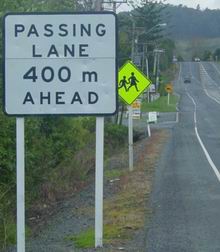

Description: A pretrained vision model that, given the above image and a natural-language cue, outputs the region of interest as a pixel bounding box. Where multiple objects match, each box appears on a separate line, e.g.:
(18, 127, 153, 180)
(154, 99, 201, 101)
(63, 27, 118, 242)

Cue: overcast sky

(117, 0, 220, 11)
(165, 0, 220, 9)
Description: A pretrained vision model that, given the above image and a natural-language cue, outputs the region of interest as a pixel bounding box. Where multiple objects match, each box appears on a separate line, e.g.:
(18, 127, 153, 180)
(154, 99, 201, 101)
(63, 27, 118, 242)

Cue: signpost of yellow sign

(165, 83, 173, 105)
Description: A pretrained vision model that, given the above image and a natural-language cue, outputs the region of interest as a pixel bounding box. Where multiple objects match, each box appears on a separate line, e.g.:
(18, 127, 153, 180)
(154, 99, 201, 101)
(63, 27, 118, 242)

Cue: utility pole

(102, 1, 127, 126)
(152, 50, 157, 101)
(107, 1, 127, 127)
(94, 0, 102, 11)
(156, 52, 160, 90)
(144, 44, 150, 102)
(102, 1, 127, 12)
(131, 19, 135, 62)
(153, 51, 157, 77)
(113, 2, 117, 12)
(154, 49, 165, 93)
(142, 44, 145, 72)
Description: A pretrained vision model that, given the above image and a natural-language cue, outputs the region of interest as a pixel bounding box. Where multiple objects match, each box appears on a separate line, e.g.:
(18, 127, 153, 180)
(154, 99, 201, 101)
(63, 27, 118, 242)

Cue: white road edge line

(199, 63, 220, 104)
(211, 62, 220, 76)
(195, 127, 220, 182)
(176, 111, 179, 123)
(186, 91, 220, 182)
(204, 88, 220, 105)
(158, 112, 179, 125)
(190, 63, 220, 104)
(178, 63, 182, 84)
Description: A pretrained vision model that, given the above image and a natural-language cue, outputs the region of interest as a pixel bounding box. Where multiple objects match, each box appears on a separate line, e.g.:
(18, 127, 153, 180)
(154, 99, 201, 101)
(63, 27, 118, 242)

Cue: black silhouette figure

(128, 72, 139, 92)
(119, 76, 129, 92)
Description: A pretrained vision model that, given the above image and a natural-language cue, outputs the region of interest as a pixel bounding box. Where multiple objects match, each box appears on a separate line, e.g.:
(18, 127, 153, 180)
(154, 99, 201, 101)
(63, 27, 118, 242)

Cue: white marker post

(95, 117, 104, 247)
(168, 93, 170, 105)
(16, 117, 25, 252)
(147, 122, 151, 137)
(128, 105, 133, 171)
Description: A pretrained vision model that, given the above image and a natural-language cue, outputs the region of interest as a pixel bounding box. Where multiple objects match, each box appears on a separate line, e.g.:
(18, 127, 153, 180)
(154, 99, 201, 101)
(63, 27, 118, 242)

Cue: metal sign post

(165, 84, 173, 106)
(16, 117, 25, 252)
(94, 2, 104, 248)
(128, 105, 133, 171)
(95, 117, 104, 247)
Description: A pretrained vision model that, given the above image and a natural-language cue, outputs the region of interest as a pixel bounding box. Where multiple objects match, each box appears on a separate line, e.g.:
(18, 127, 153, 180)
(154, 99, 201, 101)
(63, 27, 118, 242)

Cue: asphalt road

(146, 62, 220, 252)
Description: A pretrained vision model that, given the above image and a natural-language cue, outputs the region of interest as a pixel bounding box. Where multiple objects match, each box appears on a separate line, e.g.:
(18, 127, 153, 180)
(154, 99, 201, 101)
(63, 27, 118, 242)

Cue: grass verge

(67, 130, 169, 249)
(65, 224, 129, 248)
(142, 95, 179, 112)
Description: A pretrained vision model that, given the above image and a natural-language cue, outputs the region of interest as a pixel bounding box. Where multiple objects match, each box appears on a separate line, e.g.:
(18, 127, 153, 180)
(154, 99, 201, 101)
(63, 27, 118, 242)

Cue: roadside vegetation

(141, 63, 179, 113)
(147, 63, 179, 113)
(0, 113, 129, 249)
(142, 95, 179, 113)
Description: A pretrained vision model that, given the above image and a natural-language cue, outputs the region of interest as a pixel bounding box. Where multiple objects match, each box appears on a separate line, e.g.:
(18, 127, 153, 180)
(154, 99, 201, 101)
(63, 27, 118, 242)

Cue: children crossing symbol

(118, 76, 129, 92)
(128, 72, 139, 92)
(118, 61, 151, 105)
(119, 72, 140, 92)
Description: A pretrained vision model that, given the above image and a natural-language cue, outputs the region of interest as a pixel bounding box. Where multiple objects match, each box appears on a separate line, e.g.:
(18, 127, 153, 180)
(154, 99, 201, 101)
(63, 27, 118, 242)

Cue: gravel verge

(3, 129, 169, 252)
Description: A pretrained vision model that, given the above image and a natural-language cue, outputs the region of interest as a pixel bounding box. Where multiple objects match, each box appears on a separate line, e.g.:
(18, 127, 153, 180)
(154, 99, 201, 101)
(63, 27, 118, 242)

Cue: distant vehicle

(173, 56, 178, 63)
(184, 76, 191, 83)
(194, 57, 200, 62)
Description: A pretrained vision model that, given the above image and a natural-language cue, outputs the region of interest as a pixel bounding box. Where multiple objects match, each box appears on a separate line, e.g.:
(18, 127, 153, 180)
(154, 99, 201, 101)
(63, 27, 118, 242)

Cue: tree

(132, 0, 167, 43)
(160, 39, 176, 70)
(213, 48, 220, 61)
(177, 55, 184, 61)
(202, 50, 213, 61)
(118, 0, 168, 70)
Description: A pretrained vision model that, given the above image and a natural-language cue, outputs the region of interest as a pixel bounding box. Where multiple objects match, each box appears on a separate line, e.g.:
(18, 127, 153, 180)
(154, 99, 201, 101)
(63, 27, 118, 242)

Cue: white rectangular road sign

(148, 111, 157, 123)
(3, 13, 117, 115)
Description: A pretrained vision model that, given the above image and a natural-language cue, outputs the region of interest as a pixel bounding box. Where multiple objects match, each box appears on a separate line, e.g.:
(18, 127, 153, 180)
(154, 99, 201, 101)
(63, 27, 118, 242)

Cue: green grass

(0, 217, 31, 250)
(65, 228, 94, 248)
(65, 224, 126, 248)
(104, 169, 124, 180)
(141, 95, 179, 112)
(0, 219, 16, 247)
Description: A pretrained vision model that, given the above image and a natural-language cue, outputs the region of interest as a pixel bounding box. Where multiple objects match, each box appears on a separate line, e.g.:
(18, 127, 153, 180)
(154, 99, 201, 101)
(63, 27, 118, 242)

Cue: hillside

(162, 4, 220, 60)
(175, 38, 220, 61)
(119, 4, 220, 60)
(164, 5, 220, 39)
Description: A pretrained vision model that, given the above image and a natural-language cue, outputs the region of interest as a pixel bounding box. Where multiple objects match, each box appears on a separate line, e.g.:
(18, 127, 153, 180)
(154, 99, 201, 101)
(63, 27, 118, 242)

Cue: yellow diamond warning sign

(118, 61, 151, 105)
(165, 83, 173, 93)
